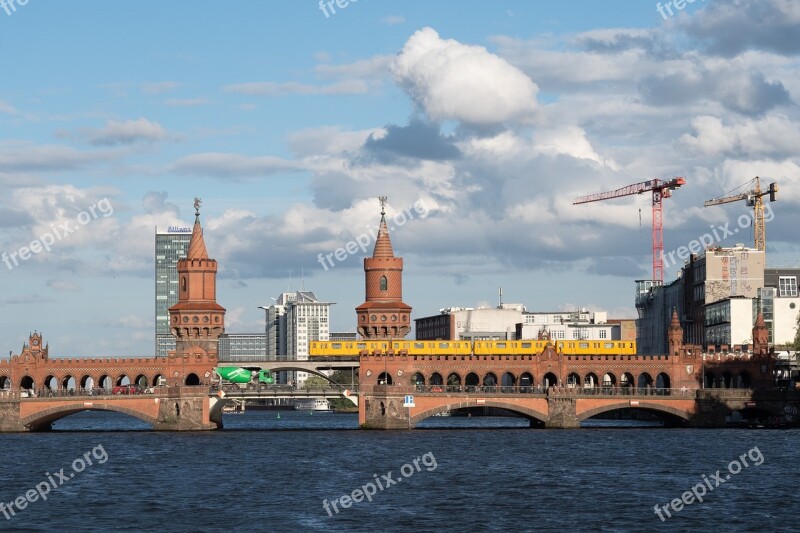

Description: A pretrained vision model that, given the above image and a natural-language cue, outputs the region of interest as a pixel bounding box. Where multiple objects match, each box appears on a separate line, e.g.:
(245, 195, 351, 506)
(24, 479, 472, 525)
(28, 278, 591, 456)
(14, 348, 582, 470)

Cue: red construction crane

(573, 177, 686, 283)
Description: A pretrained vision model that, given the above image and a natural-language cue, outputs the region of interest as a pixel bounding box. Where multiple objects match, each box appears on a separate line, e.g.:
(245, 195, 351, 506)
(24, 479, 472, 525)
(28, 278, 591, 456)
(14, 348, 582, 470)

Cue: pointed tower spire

(187, 197, 209, 260)
(372, 197, 395, 259)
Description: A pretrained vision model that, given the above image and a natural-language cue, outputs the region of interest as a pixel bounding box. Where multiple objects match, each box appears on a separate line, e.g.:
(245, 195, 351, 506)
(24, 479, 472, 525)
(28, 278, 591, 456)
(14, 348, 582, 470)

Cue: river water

(0, 411, 797, 532)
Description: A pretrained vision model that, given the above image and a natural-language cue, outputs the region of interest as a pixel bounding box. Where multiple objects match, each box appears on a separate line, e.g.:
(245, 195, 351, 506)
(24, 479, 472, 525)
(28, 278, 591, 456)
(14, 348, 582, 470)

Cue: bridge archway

(62, 375, 76, 390)
(543, 372, 558, 388)
(20, 376, 34, 391)
(620, 372, 634, 388)
(520, 372, 534, 391)
(483, 372, 497, 390)
(704, 372, 715, 388)
(135, 375, 148, 388)
(602, 373, 616, 386)
(501, 372, 516, 391)
(185, 373, 200, 386)
(430, 373, 443, 386)
(579, 402, 690, 425)
(44, 375, 58, 390)
(411, 400, 549, 427)
(567, 372, 581, 387)
(465, 372, 479, 391)
(20, 404, 159, 432)
(410, 372, 425, 387)
(656, 372, 671, 390)
(99, 375, 112, 390)
(153, 374, 165, 387)
(0, 375, 10, 390)
(116, 375, 131, 387)
(584, 373, 598, 388)
(80, 375, 94, 391)
(446, 372, 461, 392)
(637, 372, 653, 389)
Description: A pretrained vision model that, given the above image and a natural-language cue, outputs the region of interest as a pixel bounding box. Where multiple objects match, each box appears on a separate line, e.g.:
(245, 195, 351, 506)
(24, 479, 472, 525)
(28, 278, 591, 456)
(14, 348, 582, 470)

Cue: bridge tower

(356, 197, 412, 339)
(667, 308, 683, 355)
(752, 311, 769, 355)
(168, 198, 226, 358)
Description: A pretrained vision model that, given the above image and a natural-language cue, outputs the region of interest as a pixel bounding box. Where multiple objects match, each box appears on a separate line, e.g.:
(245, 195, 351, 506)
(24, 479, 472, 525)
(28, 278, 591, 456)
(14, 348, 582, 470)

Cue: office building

(155, 226, 193, 356)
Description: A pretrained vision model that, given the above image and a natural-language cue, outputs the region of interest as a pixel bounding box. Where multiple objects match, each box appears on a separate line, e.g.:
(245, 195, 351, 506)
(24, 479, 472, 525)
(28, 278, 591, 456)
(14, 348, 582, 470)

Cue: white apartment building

(261, 291, 332, 385)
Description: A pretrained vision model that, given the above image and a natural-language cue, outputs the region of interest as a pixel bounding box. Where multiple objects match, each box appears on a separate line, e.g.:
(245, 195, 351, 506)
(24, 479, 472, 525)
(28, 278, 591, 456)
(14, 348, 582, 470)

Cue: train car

(392, 341, 472, 356)
(557, 340, 636, 355)
(472, 340, 549, 356)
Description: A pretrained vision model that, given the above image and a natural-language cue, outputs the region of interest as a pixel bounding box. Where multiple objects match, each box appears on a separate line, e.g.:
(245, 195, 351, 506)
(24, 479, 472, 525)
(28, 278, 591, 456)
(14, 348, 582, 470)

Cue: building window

(599, 330, 607, 339)
(181, 277, 186, 292)
(380, 276, 387, 291)
(779, 276, 798, 297)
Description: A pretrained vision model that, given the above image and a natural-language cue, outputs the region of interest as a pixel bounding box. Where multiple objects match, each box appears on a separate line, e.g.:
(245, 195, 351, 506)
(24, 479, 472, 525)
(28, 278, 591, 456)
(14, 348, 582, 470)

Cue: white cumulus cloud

(391, 27, 539, 125)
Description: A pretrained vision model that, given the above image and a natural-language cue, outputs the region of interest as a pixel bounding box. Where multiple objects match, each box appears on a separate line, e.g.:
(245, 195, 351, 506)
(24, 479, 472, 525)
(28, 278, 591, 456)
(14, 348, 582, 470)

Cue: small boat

(294, 399, 332, 412)
(433, 411, 452, 417)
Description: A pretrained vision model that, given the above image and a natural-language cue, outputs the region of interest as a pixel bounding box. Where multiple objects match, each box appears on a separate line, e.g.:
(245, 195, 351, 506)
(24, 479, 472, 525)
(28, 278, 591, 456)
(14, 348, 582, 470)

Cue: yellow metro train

(309, 339, 636, 358)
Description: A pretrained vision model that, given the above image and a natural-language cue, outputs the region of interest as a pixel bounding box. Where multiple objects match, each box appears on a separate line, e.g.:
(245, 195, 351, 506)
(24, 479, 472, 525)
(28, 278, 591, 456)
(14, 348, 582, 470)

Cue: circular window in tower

(182, 316, 189, 323)
(203, 316, 210, 323)
(791, 303, 797, 309)
(193, 316, 199, 323)
(391, 315, 397, 321)
(360, 315, 366, 321)
(371, 315, 377, 321)
(381, 315, 387, 321)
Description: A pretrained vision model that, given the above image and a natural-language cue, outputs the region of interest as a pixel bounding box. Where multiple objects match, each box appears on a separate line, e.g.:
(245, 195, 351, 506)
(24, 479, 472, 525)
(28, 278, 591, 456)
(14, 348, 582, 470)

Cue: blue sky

(1, 0, 799, 356)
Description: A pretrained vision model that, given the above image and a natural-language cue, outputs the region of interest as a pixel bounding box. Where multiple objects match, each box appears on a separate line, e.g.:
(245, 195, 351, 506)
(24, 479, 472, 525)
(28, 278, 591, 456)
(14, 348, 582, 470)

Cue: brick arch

(19, 403, 160, 431)
(409, 400, 549, 426)
(577, 401, 691, 423)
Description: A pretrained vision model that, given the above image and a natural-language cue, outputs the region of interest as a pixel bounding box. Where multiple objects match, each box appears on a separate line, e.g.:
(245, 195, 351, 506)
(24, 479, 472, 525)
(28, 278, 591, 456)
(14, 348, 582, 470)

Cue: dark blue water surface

(0, 411, 797, 532)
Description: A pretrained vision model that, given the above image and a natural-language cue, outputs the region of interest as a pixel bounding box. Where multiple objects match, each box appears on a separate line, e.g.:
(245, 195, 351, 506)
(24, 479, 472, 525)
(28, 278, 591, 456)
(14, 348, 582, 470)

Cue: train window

(521, 342, 531, 348)
(497, 342, 506, 349)
(439, 343, 449, 349)
(414, 343, 424, 349)
(332, 343, 342, 349)
(604, 343, 613, 349)
(579, 342, 589, 349)
(357, 343, 366, 349)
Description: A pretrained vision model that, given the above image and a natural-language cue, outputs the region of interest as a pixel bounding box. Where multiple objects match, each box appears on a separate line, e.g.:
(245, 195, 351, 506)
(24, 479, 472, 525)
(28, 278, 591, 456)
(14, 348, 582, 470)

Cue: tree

(303, 375, 329, 390)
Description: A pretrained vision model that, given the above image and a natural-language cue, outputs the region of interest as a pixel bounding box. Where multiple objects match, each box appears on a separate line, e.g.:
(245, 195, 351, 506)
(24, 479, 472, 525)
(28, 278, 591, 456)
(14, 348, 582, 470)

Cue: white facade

(448, 307, 522, 340)
(262, 291, 332, 386)
(773, 296, 800, 346)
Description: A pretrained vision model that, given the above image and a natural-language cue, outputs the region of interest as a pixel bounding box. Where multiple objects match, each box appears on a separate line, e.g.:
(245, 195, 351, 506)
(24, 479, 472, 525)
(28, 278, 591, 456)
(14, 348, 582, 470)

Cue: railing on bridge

(369, 385, 703, 398)
(214, 385, 358, 397)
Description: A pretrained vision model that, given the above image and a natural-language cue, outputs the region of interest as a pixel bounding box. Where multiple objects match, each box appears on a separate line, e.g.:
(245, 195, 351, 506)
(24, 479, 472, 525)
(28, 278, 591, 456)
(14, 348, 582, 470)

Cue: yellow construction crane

(704, 177, 778, 252)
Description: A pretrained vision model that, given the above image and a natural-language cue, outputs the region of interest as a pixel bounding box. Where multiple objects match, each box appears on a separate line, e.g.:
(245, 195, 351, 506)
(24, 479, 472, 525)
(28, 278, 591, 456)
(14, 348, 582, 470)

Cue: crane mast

(574, 177, 685, 283)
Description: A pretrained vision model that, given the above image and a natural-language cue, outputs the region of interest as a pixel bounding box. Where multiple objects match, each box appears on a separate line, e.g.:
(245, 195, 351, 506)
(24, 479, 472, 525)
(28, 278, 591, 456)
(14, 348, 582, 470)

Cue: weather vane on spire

(194, 197, 202, 216)
(379, 196, 387, 216)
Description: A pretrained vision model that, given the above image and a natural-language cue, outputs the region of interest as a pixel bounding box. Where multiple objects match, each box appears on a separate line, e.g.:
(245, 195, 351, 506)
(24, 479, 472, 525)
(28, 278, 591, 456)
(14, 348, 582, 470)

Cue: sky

(1, 0, 799, 356)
